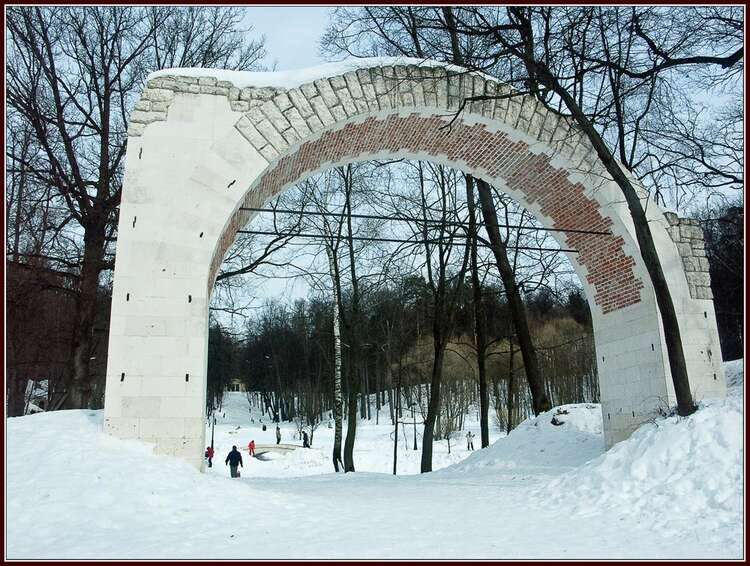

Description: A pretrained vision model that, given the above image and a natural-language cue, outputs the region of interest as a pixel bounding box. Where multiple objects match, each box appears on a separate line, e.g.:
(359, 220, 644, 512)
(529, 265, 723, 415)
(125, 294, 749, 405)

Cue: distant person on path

(302, 430, 310, 448)
(205, 446, 214, 467)
(276, 425, 281, 445)
(466, 431, 475, 451)
(248, 440, 256, 456)
(225, 445, 243, 478)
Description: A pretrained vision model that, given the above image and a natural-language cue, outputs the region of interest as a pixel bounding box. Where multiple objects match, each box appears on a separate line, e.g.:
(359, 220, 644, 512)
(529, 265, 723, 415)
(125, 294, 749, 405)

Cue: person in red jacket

(205, 446, 215, 467)
(247, 440, 256, 456)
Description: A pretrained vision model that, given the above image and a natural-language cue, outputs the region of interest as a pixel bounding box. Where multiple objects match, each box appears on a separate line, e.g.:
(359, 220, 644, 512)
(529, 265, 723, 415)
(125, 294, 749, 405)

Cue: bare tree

(410, 163, 471, 473)
(475, 178, 551, 416)
(469, 5, 741, 416)
(300, 176, 348, 472)
(6, 6, 267, 408)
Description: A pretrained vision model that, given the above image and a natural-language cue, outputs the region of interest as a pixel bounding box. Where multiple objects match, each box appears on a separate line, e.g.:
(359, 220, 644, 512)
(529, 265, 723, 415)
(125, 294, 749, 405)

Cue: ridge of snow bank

(534, 361, 743, 548)
(444, 402, 605, 475)
(147, 56, 496, 89)
(442, 360, 743, 555)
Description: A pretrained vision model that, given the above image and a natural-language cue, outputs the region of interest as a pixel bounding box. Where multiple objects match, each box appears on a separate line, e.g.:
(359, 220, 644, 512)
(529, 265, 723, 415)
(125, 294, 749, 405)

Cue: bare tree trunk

(359, 374, 367, 419)
(421, 341, 447, 472)
(64, 220, 106, 409)
(474, 178, 551, 415)
(365, 364, 371, 420)
(342, 166, 359, 472)
(7, 370, 27, 417)
(420, 174, 472, 472)
(392, 373, 401, 475)
(9, 129, 32, 263)
(541, 67, 694, 415)
(466, 176, 490, 447)
(507, 341, 515, 435)
(325, 243, 345, 473)
(375, 359, 380, 424)
(343, 365, 358, 472)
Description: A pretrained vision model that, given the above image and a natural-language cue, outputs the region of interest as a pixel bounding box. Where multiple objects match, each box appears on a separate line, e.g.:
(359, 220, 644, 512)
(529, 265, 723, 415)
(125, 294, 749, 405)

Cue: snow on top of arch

(147, 56, 496, 89)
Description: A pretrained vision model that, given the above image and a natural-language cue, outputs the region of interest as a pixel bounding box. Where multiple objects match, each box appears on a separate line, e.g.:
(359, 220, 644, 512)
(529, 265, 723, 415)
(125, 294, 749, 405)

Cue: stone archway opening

(104, 58, 725, 468)
(211, 154, 602, 452)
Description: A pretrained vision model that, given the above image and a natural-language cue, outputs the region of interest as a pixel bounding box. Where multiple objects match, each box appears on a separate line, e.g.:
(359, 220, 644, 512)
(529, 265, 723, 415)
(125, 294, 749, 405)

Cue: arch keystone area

(104, 58, 725, 468)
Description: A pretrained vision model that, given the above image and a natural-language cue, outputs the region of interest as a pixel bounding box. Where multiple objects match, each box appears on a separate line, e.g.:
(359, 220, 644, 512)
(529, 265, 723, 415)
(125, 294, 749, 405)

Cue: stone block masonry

(664, 212, 713, 300)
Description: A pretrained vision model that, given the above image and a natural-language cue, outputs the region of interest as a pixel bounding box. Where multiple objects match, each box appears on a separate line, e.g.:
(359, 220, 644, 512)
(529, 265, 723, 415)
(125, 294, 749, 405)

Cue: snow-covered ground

(205, 392, 501, 478)
(6, 360, 744, 559)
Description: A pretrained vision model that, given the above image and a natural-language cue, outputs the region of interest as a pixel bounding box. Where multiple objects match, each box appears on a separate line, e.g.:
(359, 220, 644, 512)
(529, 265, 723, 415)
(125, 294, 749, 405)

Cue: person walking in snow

(225, 445, 243, 478)
(248, 440, 256, 456)
(302, 430, 310, 448)
(205, 445, 215, 468)
(466, 431, 475, 451)
(275, 425, 281, 445)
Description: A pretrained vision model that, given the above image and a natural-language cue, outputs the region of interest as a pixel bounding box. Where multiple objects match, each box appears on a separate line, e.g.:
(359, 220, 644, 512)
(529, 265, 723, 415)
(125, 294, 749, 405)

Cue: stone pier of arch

(104, 58, 725, 469)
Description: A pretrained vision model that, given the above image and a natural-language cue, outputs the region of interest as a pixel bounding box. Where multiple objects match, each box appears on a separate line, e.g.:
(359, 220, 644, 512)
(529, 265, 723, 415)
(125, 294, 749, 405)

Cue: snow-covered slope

(726, 357, 744, 388)
(538, 384, 743, 539)
(444, 402, 604, 476)
(442, 364, 743, 553)
(6, 361, 743, 559)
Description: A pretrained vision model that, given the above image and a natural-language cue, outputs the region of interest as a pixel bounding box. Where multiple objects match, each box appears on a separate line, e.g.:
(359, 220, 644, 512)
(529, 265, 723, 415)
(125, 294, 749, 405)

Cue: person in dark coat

(275, 425, 282, 445)
(302, 430, 310, 448)
(225, 445, 243, 478)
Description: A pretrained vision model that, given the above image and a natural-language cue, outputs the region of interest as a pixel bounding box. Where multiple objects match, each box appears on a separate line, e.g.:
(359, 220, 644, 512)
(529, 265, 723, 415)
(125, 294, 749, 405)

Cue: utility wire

(239, 206, 612, 237)
(237, 229, 579, 254)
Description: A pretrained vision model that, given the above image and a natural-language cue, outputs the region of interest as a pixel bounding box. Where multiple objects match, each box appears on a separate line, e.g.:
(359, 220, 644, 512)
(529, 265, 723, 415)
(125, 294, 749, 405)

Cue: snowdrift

(725, 357, 744, 388)
(445, 359, 744, 553)
(537, 388, 743, 545)
(535, 360, 743, 542)
(444, 402, 605, 475)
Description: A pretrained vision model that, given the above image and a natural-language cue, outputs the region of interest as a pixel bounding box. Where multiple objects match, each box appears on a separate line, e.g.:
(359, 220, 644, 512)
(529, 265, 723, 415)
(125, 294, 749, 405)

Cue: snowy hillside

(443, 369, 744, 556)
(6, 360, 743, 559)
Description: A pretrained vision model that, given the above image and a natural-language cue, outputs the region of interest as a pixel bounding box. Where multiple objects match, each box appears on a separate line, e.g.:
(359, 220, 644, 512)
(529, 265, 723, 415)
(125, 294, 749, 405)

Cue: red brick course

(212, 113, 644, 313)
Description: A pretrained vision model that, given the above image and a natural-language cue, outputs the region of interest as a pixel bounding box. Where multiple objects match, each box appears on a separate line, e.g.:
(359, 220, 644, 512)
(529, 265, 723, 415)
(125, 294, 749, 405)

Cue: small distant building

(226, 378, 246, 393)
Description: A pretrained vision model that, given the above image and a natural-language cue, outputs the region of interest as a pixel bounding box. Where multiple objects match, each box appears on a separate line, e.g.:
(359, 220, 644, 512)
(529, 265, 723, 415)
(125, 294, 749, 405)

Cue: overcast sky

(244, 6, 332, 70)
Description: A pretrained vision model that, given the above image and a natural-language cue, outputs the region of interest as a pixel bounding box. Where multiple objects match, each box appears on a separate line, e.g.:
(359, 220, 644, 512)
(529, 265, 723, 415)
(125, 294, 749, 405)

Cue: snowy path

(6, 360, 743, 559)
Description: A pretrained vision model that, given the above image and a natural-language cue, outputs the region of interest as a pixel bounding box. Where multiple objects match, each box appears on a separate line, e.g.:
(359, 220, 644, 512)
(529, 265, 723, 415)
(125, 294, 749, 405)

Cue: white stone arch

(104, 59, 725, 468)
